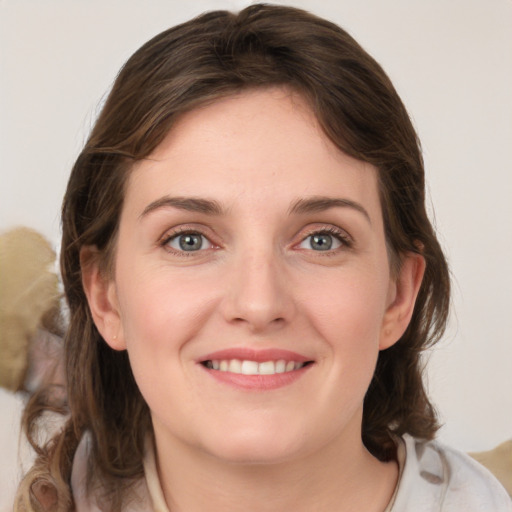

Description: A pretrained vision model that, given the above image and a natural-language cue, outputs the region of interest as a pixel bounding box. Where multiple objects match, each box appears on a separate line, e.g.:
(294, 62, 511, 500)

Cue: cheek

(113, 270, 214, 411)
(115, 264, 219, 356)
(303, 270, 389, 348)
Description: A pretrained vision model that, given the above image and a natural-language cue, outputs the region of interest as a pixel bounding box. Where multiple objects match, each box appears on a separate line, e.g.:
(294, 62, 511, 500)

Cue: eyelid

(157, 223, 353, 255)
(294, 224, 354, 251)
(158, 224, 219, 253)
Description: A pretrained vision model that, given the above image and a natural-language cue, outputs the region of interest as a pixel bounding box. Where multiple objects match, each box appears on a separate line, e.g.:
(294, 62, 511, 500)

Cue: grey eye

(169, 233, 208, 252)
(310, 234, 333, 250)
(299, 233, 342, 251)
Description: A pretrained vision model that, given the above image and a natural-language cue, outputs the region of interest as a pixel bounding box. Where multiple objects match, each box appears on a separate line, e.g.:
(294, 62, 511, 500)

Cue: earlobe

(80, 246, 126, 351)
(379, 252, 425, 350)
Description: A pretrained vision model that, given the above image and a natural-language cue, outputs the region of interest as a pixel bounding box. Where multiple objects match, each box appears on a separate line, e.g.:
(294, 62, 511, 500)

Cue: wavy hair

(17, 4, 450, 510)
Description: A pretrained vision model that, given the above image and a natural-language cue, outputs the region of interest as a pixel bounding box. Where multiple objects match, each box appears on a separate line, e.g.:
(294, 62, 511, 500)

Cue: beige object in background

(470, 439, 512, 498)
(0, 227, 59, 391)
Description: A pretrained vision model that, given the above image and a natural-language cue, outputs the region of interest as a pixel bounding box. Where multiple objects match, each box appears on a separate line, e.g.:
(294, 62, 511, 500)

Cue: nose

(220, 248, 295, 333)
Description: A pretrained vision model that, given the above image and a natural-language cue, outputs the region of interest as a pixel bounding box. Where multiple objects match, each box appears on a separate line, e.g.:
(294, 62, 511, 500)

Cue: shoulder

(391, 434, 512, 512)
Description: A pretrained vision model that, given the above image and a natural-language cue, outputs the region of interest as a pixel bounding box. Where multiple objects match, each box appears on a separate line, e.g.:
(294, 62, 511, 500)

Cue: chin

(201, 425, 306, 466)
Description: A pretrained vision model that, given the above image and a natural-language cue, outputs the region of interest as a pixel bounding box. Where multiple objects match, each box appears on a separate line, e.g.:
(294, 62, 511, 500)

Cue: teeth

(228, 359, 242, 373)
(241, 360, 259, 375)
(205, 359, 306, 375)
(258, 361, 276, 375)
(275, 360, 286, 373)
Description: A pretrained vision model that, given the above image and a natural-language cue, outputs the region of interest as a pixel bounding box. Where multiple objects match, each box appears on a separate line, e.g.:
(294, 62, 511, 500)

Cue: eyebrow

(289, 196, 371, 224)
(139, 194, 371, 224)
(140, 196, 224, 218)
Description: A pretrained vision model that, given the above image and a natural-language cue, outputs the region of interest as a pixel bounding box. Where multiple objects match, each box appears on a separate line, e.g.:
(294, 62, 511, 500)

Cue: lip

(198, 347, 311, 364)
(197, 347, 314, 391)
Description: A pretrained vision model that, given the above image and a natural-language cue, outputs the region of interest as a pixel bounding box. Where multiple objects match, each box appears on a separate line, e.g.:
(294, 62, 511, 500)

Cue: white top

(385, 435, 511, 511)
(71, 434, 512, 511)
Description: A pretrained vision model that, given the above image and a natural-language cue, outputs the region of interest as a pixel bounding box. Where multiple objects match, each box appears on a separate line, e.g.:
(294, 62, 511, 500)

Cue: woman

(16, 4, 511, 511)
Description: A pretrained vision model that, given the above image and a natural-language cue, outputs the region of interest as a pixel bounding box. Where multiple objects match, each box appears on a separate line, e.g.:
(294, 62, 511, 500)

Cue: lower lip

(200, 364, 312, 391)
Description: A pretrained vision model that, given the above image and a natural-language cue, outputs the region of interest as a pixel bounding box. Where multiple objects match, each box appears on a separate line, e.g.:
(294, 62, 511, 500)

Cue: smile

(198, 348, 314, 390)
(202, 359, 308, 375)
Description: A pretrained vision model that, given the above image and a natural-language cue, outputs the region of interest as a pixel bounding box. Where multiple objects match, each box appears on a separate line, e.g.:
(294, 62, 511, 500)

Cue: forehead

(125, 87, 381, 218)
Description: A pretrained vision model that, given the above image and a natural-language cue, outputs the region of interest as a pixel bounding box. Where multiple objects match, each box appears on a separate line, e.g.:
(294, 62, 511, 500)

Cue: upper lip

(198, 347, 312, 364)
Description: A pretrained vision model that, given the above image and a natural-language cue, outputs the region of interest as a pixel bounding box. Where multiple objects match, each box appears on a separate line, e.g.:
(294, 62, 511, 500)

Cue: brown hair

(17, 4, 450, 510)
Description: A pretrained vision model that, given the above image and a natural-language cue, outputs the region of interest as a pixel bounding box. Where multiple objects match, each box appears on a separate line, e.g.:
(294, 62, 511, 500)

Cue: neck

(151, 420, 398, 512)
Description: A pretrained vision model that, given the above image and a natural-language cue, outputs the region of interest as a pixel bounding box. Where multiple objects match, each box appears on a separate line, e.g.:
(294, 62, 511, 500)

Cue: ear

(80, 246, 126, 351)
(379, 252, 425, 350)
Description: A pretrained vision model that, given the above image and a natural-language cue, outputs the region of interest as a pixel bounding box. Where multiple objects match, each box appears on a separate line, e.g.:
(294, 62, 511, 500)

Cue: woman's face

(87, 88, 421, 465)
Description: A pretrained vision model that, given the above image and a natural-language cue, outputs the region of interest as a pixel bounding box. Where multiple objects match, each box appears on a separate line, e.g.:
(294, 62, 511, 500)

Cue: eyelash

(297, 226, 353, 253)
(159, 227, 217, 256)
(159, 225, 353, 256)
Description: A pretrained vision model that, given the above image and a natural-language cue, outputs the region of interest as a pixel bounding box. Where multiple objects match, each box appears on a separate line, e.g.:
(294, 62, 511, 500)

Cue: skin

(83, 88, 425, 511)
